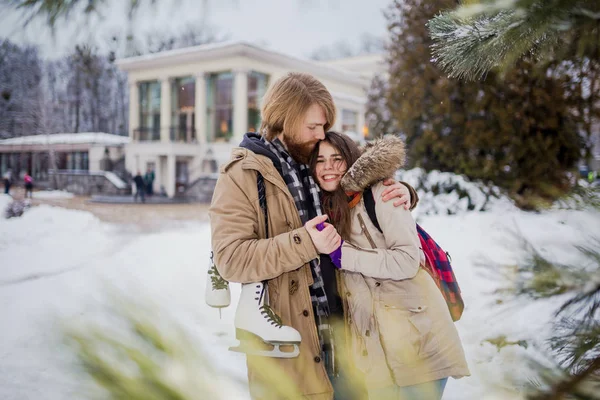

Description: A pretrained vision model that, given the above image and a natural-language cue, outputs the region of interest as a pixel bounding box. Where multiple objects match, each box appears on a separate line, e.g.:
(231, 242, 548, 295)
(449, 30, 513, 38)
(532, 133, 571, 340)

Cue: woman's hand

(381, 179, 411, 209)
(305, 215, 342, 254)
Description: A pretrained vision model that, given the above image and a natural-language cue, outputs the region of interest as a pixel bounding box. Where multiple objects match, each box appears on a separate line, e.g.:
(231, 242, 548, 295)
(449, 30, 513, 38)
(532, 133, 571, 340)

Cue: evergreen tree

(365, 74, 393, 138)
(0, 39, 43, 138)
(428, 0, 600, 166)
(429, 1, 600, 396)
(384, 0, 581, 207)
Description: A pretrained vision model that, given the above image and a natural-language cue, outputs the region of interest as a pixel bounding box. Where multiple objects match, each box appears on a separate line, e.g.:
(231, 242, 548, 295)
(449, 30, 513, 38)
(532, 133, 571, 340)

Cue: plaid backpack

(363, 187, 464, 321)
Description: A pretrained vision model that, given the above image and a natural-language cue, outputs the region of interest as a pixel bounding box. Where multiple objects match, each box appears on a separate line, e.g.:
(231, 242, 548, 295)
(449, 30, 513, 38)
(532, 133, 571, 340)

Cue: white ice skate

(229, 282, 301, 358)
(205, 251, 231, 318)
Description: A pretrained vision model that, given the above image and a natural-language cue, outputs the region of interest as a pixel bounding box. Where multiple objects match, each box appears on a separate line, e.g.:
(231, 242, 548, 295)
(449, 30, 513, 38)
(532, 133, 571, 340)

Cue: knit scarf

(261, 136, 336, 374)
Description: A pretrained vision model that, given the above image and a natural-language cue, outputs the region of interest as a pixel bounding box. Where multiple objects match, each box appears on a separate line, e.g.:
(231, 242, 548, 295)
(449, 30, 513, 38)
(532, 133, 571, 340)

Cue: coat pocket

(408, 306, 438, 358)
(377, 296, 439, 366)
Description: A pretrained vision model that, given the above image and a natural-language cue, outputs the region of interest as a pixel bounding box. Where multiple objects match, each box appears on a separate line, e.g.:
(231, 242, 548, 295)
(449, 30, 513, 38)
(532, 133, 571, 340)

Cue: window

(64, 152, 89, 171)
(0, 153, 6, 176)
(206, 72, 233, 142)
(247, 72, 269, 133)
(138, 81, 161, 141)
(82, 152, 89, 170)
(171, 77, 196, 142)
(341, 109, 359, 134)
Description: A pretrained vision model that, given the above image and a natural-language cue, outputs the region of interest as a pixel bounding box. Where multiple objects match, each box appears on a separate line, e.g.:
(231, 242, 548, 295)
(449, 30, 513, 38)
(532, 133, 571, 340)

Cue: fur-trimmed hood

(341, 135, 406, 192)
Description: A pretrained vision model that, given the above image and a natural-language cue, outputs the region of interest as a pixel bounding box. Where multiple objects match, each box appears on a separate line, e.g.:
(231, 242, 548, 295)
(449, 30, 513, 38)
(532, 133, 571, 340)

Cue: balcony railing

(134, 127, 161, 141)
(169, 127, 197, 143)
(133, 127, 198, 143)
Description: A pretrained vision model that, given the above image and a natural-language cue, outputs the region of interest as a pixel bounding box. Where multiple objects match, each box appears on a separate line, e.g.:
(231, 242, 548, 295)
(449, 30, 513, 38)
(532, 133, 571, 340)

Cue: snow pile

(396, 168, 514, 217)
(0, 132, 129, 146)
(33, 190, 75, 199)
(3, 199, 31, 219)
(0, 194, 13, 211)
(1, 195, 600, 399)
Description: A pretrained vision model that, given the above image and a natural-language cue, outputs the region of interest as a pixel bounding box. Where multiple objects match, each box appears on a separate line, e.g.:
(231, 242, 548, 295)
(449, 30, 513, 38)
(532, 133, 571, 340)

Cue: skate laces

(258, 284, 283, 327)
(208, 253, 229, 290)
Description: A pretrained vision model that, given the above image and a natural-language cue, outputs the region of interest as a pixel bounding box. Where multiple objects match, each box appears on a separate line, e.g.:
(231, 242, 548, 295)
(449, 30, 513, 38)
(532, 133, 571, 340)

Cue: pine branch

(428, 0, 600, 80)
(499, 234, 600, 398)
(528, 357, 600, 400)
(8, 0, 160, 28)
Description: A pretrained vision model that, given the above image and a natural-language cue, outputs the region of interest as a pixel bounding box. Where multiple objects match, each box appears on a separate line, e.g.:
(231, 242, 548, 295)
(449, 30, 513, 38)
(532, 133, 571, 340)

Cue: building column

(357, 108, 366, 139)
(128, 81, 140, 141)
(160, 76, 172, 142)
(166, 154, 176, 197)
(194, 72, 207, 146)
(232, 69, 248, 145)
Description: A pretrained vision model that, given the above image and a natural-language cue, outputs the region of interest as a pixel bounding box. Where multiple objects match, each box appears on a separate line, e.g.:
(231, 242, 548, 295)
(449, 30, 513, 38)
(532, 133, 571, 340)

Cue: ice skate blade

(229, 342, 300, 359)
(235, 328, 300, 345)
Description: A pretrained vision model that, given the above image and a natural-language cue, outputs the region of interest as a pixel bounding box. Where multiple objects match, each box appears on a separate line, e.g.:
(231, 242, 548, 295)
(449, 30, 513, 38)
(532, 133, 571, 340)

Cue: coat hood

(341, 135, 406, 192)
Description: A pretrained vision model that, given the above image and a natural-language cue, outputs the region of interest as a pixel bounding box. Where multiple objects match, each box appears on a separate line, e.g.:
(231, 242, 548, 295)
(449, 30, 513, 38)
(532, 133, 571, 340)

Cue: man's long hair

(260, 73, 336, 141)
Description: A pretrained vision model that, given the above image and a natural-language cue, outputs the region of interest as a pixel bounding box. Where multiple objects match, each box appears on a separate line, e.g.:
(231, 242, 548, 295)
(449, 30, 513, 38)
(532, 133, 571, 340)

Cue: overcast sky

(0, 0, 392, 60)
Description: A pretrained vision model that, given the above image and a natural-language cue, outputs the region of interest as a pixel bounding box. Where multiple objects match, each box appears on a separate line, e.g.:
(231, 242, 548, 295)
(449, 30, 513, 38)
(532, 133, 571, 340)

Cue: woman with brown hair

(309, 132, 470, 400)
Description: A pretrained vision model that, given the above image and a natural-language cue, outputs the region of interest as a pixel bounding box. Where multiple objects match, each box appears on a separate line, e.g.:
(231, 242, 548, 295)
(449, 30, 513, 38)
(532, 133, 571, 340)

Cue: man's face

(284, 103, 327, 164)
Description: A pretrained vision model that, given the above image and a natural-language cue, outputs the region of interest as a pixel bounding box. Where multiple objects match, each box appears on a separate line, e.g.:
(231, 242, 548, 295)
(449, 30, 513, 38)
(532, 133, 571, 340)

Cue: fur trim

(341, 135, 406, 192)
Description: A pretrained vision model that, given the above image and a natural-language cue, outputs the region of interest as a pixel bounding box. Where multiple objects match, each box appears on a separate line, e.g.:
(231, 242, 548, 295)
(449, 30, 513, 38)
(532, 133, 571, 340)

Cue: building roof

(320, 53, 386, 79)
(0, 133, 129, 146)
(116, 41, 369, 87)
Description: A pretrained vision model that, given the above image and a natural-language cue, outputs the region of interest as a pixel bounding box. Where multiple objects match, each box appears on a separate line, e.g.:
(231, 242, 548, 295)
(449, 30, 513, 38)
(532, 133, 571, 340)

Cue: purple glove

(316, 222, 343, 269)
(330, 241, 343, 269)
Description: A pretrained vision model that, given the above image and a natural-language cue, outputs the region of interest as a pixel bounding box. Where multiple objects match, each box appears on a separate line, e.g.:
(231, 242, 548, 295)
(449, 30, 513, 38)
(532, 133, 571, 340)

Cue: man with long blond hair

(210, 72, 414, 399)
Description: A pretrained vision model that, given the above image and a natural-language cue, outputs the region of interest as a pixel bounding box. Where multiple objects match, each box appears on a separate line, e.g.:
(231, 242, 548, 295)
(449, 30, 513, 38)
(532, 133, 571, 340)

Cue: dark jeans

(367, 378, 448, 400)
(146, 182, 154, 196)
(25, 183, 33, 198)
(328, 368, 366, 400)
(3, 180, 10, 194)
(134, 187, 146, 202)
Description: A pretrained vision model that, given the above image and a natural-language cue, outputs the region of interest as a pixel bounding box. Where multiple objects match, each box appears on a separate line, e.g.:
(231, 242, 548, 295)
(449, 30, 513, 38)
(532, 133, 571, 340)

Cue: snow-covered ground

(1, 180, 599, 399)
(31, 190, 76, 200)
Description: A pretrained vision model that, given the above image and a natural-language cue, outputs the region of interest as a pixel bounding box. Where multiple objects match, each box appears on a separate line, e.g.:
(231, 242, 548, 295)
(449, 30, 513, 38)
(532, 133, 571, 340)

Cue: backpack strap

(257, 172, 269, 238)
(363, 186, 382, 233)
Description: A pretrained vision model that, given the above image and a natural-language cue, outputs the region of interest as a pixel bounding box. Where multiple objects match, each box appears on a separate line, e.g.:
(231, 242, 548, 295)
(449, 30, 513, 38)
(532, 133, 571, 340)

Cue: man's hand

(381, 179, 411, 209)
(305, 215, 342, 254)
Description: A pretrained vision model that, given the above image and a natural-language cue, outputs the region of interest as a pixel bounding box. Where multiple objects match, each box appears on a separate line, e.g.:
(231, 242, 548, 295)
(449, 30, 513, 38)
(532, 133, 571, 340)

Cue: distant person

(24, 172, 33, 198)
(3, 169, 12, 195)
(133, 171, 146, 203)
(144, 167, 155, 196)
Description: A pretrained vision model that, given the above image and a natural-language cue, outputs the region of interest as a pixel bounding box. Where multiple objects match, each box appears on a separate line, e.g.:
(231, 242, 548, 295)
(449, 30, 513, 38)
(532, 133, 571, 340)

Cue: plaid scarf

(262, 137, 335, 374)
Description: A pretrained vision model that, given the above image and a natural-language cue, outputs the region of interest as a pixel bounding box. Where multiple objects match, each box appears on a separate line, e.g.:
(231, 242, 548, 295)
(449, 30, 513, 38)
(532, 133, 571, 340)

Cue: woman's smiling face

(315, 141, 348, 192)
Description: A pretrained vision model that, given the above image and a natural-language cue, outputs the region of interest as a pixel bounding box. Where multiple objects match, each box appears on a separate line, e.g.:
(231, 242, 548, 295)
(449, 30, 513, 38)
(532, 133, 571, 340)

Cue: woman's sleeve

(340, 185, 420, 280)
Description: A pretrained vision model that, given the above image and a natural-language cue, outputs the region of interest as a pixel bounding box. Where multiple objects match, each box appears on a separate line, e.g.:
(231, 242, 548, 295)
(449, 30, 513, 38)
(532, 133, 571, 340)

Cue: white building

(0, 132, 128, 182)
(116, 41, 376, 197)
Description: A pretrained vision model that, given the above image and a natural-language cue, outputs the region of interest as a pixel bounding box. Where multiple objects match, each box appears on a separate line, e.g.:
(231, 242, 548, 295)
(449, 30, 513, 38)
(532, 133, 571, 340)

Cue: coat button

(293, 234, 302, 244)
(302, 310, 309, 317)
(314, 356, 321, 363)
(375, 282, 381, 287)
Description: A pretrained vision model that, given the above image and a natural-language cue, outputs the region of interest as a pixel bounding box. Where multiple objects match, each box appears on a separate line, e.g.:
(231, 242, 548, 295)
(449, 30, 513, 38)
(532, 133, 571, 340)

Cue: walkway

(9, 187, 211, 229)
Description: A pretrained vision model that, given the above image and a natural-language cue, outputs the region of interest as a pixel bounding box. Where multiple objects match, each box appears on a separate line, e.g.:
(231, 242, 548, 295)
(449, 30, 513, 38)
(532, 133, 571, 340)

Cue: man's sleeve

(209, 171, 319, 283)
(400, 181, 419, 211)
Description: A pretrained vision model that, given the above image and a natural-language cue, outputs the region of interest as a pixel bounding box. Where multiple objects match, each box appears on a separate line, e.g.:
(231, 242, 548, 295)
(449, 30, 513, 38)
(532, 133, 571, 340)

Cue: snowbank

(0, 194, 12, 211)
(397, 168, 515, 217)
(1, 179, 600, 399)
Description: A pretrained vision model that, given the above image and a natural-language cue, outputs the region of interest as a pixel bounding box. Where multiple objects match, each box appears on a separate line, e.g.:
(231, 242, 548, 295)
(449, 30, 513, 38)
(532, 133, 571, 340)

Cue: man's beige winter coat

(339, 137, 471, 389)
(210, 148, 335, 400)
